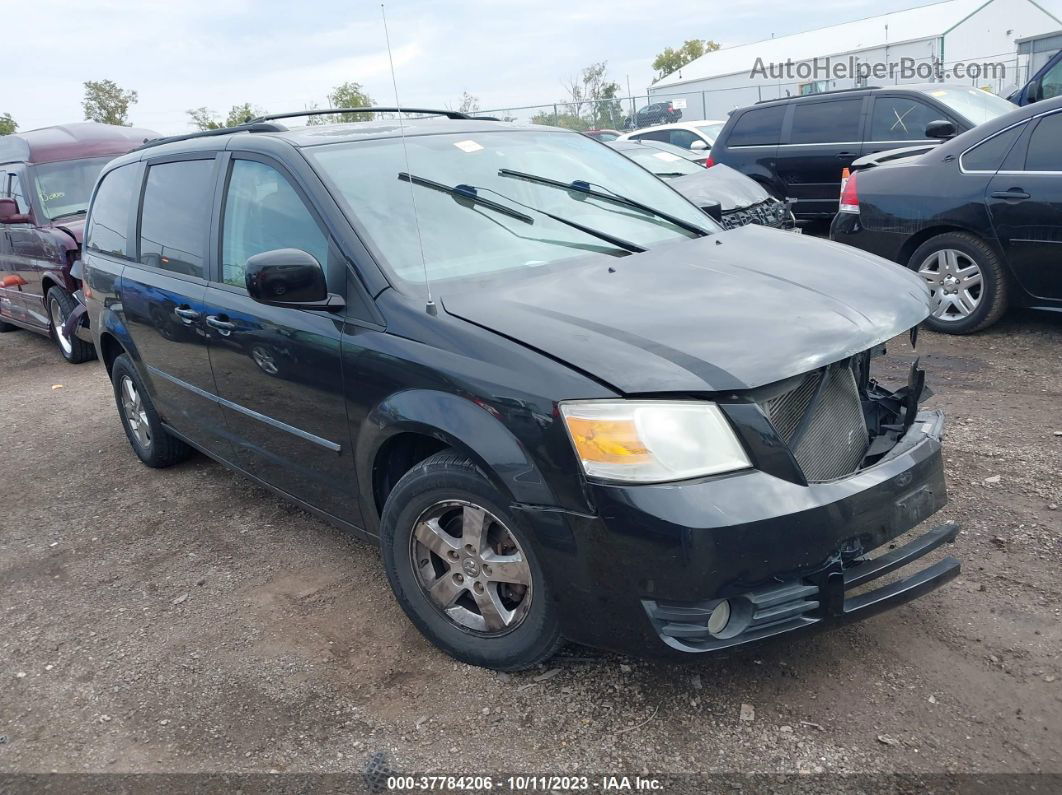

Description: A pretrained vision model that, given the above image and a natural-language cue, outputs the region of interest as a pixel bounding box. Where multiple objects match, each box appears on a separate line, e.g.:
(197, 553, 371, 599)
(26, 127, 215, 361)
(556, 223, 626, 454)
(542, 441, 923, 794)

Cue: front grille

(719, 198, 788, 230)
(760, 360, 870, 481)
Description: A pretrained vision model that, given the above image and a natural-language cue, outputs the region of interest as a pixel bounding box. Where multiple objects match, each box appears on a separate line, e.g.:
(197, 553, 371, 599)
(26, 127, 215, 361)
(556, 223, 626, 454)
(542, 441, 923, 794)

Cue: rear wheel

(47, 286, 95, 363)
(908, 232, 1008, 334)
(110, 354, 193, 468)
(379, 452, 563, 670)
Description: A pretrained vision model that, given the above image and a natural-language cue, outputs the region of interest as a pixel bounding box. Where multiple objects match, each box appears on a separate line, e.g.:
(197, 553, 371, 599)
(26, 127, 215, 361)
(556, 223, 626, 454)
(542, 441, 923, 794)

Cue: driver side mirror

(245, 248, 345, 312)
(0, 198, 31, 224)
(690, 139, 709, 151)
(925, 120, 956, 140)
(1026, 78, 1043, 103)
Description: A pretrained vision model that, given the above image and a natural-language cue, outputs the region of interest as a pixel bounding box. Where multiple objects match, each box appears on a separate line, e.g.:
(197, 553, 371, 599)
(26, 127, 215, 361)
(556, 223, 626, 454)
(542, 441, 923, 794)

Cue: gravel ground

(1, 310, 1060, 788)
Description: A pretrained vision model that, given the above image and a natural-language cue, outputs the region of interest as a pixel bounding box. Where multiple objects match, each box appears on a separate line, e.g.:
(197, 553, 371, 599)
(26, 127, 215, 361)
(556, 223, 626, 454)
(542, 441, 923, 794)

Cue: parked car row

(0, 106, 964, 670)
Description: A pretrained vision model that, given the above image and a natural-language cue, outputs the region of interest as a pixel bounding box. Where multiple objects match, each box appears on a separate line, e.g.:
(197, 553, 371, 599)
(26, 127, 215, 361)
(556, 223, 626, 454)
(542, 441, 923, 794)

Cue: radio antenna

(381, 2, 436, 316)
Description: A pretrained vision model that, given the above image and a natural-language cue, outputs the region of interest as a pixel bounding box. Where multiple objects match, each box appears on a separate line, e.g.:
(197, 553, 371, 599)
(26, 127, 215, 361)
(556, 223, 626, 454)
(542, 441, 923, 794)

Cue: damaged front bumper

(62, 289, 92, 344)
(535, 407, 958, 657)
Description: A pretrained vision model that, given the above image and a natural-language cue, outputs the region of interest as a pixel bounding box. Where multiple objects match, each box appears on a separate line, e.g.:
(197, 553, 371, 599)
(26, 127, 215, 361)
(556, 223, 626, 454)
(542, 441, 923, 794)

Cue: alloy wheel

(410, 500, 532, 635)
(120, 375, 152, 450)
(49, 297, 72, 356)
(917, 248, 983, 322)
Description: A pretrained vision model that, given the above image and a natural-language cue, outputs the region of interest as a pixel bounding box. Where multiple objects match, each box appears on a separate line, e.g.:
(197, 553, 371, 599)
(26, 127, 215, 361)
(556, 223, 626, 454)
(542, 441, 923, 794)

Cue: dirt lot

(1, 310, 1060, 786)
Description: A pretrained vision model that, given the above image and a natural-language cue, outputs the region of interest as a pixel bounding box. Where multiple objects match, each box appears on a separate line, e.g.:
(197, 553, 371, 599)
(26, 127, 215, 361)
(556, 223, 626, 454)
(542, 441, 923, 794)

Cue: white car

(617, 120, 727, 152)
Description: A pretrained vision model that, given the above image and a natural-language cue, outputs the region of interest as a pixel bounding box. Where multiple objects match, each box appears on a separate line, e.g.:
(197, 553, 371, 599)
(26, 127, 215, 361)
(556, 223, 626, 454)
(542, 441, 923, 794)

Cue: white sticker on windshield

(653, 152, 682, 162)
(454, 139, 484, 152)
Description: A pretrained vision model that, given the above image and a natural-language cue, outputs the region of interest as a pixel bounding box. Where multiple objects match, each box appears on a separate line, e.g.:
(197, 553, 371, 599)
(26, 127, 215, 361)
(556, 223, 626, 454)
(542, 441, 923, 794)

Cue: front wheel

(47, 286, 95, 363)
(908, 232, 1008, 334)
(379, 452, 563, 670)
(110, 354, 193, 468)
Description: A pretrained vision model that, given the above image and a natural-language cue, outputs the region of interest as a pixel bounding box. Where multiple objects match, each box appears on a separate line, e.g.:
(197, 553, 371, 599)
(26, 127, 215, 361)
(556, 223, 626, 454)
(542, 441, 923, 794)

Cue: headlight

(559, 400, 751, 483)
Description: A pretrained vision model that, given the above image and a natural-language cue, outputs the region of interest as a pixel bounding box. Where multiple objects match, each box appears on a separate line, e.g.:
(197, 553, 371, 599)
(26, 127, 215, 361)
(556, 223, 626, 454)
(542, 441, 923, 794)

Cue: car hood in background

(442, 226, 930, 394)
(51, 217, 85, 245)
(667, 164, 770, 211)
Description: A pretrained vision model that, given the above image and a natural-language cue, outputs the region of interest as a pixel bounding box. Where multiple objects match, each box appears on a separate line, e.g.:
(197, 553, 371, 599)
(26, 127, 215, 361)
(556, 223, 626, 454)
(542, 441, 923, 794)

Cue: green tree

(0, 113, 16, 135)
(535, 62, 622, 130)
(82, 79, 138, 125)
(651, 39, 720, 82)
(187, 104, 266, 131)
(308, 81, 374, 124)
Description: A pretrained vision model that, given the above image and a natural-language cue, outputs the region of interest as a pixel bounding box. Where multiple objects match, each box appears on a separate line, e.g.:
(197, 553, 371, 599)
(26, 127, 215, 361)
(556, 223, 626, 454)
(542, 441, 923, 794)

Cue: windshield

(694, 122, 725, 140)
(918, 86, 1016, 126)
(621, 147, 703, 177)
(32, 157, 112, 220)
(308, 129, 713, 285)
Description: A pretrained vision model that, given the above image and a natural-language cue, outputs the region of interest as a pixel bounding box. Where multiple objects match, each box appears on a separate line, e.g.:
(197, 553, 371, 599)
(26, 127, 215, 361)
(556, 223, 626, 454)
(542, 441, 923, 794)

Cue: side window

(85, 164, 139, 259)
(726, 106, 785, 146)
(10, 174, 28, 214)
(138, 159, 215, 278)
(961, 124, 1025, 172)
(668, 129, 700, 149)
(1025, 112, 1062, 171)
(1041, 60, 1062, 100)
(870, 97, 947, 141)
(630, 129, 670, 143)
(220, 160, 329, 288)
(789, 99, 862, 144)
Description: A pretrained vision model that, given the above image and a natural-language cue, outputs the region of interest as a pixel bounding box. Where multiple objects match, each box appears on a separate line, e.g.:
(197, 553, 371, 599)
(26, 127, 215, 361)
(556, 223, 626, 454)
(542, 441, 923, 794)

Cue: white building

(648, 0, 1061, 121)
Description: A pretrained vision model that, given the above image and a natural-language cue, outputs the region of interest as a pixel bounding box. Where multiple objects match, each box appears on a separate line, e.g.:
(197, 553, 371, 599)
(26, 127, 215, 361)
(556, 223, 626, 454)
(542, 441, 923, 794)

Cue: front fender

(355, 389, 561, 533)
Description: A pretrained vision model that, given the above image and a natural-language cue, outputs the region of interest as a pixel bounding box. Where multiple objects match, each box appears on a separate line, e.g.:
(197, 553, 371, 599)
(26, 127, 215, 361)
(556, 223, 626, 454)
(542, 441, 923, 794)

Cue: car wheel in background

(110, 353, 193, 468)
(908, 232, 1008, 334)
(379, 452, 563, 671)
(0, 318, 18, 332)
(47, 286, 96, 363)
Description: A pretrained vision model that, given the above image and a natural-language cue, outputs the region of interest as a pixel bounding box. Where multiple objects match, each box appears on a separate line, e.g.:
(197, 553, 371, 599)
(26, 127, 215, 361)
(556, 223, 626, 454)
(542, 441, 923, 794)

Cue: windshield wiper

(51, 209, 87, 221)
(399, 172, 645, 254)
(498, 168, 710, 237)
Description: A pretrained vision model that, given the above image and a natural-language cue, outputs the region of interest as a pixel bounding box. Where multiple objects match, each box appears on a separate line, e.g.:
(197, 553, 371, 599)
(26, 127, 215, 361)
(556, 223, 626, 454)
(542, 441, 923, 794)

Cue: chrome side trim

(146, 365, 342, 454)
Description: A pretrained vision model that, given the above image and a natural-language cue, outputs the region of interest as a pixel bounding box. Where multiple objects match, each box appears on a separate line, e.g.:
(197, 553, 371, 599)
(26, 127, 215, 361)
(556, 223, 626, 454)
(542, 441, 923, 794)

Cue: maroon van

(0, 122, 157, 362)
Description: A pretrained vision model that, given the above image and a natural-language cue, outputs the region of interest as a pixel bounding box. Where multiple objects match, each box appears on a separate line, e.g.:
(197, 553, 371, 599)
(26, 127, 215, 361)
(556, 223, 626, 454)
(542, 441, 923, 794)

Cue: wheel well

(99, 332, 125, 376)
(896, 225, 998, 268)
(372, 433, 450, 518)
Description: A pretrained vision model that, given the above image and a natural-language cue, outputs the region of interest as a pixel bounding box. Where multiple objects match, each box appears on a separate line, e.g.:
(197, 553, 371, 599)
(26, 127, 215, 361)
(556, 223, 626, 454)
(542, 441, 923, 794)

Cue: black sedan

(831, 95, 1062, 333)
(608, 140, 796, 231)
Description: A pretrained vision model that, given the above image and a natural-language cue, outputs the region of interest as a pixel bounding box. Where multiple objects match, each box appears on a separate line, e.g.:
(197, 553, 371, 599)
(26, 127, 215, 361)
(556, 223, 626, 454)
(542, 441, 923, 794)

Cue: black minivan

(83, 109, 960, 670)
(710, 84, 1017, 219)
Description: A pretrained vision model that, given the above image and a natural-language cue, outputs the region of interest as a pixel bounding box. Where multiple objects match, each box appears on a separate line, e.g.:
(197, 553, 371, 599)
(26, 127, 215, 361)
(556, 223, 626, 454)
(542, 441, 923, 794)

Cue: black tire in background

(379, 452, 563, 671)
(0, 319, 18, 332)
(46, 286, 96, 363)
(907, 232, 1008, 334)
(109, 353, 193, 468)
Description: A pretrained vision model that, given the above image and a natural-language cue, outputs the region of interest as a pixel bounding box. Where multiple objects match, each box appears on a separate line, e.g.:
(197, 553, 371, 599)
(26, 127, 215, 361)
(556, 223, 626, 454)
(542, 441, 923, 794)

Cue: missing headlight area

(753, 336, 929, 482)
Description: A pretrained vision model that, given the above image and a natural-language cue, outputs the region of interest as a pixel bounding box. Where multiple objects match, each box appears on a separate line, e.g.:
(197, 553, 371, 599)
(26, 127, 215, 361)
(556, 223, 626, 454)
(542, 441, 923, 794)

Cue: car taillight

(705, 156, 716, 168)
(839, 169, 859, 213)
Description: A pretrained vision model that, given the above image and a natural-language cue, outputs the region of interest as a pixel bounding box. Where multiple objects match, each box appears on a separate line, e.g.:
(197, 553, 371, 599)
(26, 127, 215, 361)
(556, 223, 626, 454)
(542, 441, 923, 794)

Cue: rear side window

(726, 106, 785, 146)
(1025, 112, 1062, 171)
(961, 124, 1025, 172)
(86, 165, 139, 259)
(790, 99, 861, 144)
(870, 97, 945, 141)
(138, 159, 215, 278)
(631, 129, 670, 143)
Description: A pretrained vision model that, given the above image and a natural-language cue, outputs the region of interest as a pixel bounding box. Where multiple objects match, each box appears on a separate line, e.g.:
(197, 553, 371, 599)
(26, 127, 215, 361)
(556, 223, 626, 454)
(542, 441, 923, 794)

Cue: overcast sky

(6, 0, 1061, 134)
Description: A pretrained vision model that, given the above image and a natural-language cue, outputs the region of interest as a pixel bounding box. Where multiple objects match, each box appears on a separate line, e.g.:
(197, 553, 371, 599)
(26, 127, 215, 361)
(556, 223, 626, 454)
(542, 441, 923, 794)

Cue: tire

(907, 232, 1008, 334)
(379, 452, 563, 671)
(0, 319, 18, 332)
(110, 353, 193, 468)
(46, 286, 95, 363)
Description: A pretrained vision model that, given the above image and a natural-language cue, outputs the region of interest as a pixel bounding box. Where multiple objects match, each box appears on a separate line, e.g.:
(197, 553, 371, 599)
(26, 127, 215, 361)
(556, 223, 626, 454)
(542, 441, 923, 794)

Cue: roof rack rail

(249, 107, 486, 123)
(754, 86, 881, 104)
(135, 121, 288, 151)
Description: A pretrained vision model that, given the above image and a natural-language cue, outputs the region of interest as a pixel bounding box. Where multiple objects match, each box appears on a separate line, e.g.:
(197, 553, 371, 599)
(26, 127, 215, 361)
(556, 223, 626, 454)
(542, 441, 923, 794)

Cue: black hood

(667, 164, 769, 211)
(442, 225, 930, 394)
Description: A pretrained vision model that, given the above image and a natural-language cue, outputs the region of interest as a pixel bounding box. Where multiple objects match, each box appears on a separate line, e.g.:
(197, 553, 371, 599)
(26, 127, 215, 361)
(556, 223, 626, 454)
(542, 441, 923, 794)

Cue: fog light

(707, 599, 731, 636)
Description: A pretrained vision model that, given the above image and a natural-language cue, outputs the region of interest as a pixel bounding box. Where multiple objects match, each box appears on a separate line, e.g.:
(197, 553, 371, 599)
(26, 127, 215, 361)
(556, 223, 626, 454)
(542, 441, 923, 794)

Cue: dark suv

(0, 122, 157, 361)
(709, 85, 1017, 220)
(625, 101, 682, 129)
(84, 108, 959, 671)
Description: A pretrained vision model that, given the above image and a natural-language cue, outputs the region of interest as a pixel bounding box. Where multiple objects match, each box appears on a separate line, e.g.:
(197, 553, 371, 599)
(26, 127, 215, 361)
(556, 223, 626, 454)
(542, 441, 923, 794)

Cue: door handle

(174, 306, 200, 321)
(836, 152, 855, 158)
(990, 189, 1030, 200)
(206, 315, 236, 334)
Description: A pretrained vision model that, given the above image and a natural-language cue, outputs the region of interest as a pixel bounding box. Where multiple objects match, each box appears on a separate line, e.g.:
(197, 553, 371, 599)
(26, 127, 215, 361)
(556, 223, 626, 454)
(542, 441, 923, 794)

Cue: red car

(0, 122, 157, 362)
